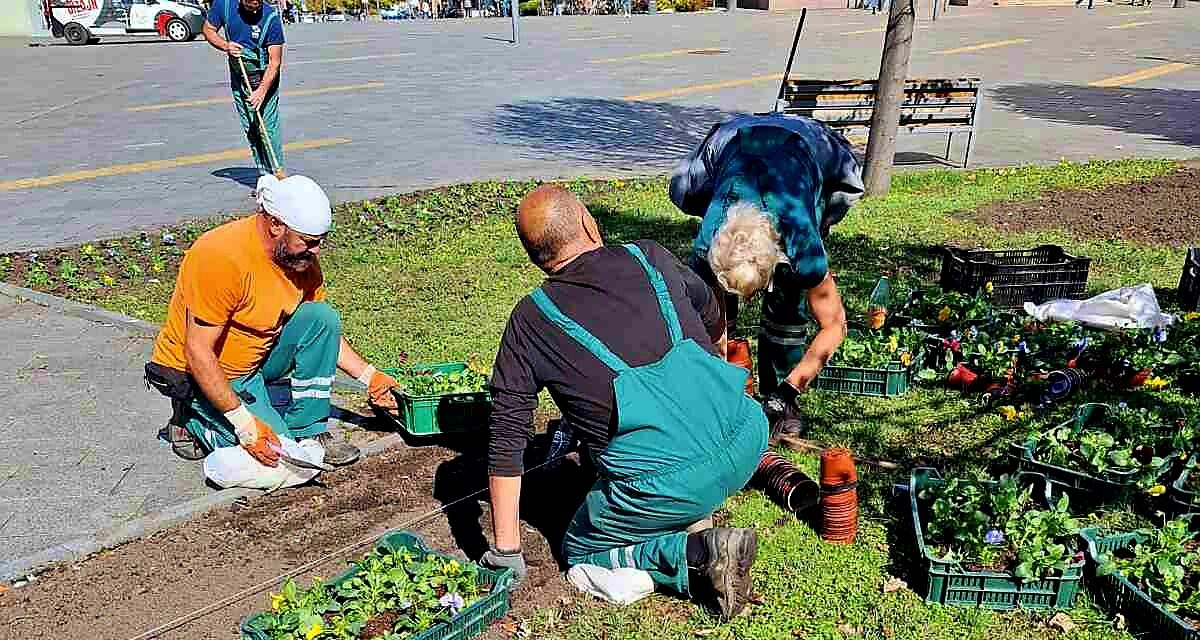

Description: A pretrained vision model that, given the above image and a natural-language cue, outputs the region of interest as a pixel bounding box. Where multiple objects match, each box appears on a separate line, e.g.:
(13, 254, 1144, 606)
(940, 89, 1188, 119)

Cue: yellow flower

(305, 623, 323, 640)
(101, 275, 115, 286)
(900, 351, 913, 367)
(270, 593, 286, 612)
(1144, 376, 1169, 390)
(999, 406, 1018, 421)
(985, 282, 994, 294)
(888, 334, 899, 353)
(937, 306, 951, 322)
(1148, 484, 1167, 497)
(1185, 312, 1200, 322)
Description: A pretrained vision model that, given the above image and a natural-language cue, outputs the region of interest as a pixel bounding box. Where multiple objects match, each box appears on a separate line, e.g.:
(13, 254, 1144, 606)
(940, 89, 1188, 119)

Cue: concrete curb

(0, 433, 406, 584)
(0, 282, 160, 336)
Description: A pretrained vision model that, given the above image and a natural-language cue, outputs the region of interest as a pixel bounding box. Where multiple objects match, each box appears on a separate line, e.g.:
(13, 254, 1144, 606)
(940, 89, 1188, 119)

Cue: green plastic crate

(240, 530, 514, 640)
(909, 467, 1084, 610)
(370, 363, 492, 436)
(812, 345, 925, 397)
(1080, 519, 1200, 640)
(1009, 403, 1176, 506)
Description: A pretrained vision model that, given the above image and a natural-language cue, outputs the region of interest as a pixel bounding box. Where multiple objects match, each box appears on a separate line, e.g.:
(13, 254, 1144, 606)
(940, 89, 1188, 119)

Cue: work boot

(311, 431, 360, 466)
(162, 423, 208, 461)
(690, 527, 758, 620)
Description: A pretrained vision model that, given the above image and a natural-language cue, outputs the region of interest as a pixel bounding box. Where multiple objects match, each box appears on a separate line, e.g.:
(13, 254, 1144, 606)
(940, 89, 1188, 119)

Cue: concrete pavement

(1, 4, 1199, 250)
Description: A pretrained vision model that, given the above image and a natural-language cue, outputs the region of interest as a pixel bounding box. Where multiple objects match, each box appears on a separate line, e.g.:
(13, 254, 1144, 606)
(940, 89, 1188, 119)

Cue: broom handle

(236, 54, 284, 177)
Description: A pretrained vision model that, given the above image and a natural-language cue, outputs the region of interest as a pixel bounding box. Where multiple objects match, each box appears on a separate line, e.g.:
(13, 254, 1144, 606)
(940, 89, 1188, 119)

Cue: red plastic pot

(947, 363, 979, 390)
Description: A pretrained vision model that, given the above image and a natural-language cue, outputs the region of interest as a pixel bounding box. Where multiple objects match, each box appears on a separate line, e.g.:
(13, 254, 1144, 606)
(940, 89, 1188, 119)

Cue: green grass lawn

(11, 159, 1193, 639)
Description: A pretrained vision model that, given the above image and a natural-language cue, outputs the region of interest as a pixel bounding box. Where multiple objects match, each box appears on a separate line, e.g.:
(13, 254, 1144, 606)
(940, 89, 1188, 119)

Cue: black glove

(480, 547, 528, 586)
(763, 382, 804, 437)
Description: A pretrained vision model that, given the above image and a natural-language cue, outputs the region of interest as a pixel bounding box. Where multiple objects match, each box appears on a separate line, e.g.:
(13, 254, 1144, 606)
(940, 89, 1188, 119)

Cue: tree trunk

(862, 0, 916, 196)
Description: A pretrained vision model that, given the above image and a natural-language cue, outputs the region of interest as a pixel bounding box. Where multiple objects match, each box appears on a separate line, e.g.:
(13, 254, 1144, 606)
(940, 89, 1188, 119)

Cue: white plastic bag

(1024, 284, 1174, 330)
(203, 436, 325, 491)
(566, 564, 656, 605)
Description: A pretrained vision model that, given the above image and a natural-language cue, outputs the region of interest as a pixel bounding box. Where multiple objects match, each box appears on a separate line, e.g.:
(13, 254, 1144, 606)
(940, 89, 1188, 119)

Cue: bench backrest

(776, 78, 982, 129)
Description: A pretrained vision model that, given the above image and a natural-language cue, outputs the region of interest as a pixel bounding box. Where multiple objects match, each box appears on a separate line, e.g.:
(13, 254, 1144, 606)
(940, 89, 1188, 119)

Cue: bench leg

(962, 130, 974, 168)
(945, 132, 954, 165)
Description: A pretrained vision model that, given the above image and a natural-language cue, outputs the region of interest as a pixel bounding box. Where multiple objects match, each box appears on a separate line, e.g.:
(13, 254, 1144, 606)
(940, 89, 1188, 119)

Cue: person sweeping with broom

(202, 0, 286, 178)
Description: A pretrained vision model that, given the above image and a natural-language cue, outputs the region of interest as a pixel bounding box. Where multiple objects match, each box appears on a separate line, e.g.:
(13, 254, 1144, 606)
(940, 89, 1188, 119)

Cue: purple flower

(985, 529, 1006, 545)
(439, 592, 465, 614)
(1119, 401, 1129, 410)
(1154, 326, 1168, 343)
(161, 232, 176, 246)
(1018, 340, 1029, 354)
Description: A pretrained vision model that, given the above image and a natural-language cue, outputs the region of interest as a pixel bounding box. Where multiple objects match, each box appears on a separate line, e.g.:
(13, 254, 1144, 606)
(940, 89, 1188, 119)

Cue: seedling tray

(812, 345, 926, 398)
(1009, 404, 1175, 506)
(1080, 517, 1200, 640)
(909, 467, 1084, 610)
(240, 530, 514, 640)
(371, 363, 492, 436)
(939, 244, 1090, 309)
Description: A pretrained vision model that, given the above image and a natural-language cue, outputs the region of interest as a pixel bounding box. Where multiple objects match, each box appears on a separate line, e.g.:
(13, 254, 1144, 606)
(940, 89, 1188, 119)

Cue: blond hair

(707, 202, 785, 298)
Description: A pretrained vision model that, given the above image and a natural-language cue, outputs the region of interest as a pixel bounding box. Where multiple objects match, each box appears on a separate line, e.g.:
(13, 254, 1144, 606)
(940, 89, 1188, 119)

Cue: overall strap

(255, 9, 278, 51)
(622, 243, 684, 346)
(530, 289, 630, 373)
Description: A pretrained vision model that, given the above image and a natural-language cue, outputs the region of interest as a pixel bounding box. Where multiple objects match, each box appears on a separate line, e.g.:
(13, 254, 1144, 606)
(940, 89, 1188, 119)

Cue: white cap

(256, 174, 332, 236)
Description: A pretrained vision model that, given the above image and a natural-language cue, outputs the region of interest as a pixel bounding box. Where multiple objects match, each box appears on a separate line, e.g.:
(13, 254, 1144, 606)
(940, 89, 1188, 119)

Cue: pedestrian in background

(202, 0, 286, 177)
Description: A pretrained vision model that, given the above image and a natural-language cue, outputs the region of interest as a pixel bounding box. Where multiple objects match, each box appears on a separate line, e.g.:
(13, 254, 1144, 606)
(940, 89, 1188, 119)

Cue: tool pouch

(144, 362, 195, 427)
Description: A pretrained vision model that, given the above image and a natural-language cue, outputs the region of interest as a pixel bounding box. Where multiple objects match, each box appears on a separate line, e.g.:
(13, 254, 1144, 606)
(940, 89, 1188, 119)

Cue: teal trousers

(231, 66, 283, 175)
(560, 395, 767, 596)
(185, 302, 341, 451)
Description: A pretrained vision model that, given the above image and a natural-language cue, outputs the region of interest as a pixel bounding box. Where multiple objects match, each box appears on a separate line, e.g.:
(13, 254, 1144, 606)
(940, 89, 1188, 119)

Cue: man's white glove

(224, 404, 281, 467)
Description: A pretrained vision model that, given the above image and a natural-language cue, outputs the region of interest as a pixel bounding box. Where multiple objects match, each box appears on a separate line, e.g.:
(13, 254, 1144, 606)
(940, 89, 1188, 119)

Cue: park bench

(773, 77, 982, 168)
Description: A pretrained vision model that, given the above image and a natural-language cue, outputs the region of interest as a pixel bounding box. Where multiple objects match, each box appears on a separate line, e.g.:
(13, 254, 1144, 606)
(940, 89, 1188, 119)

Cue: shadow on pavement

(991, 83, 1200, 149)
(484, 97, 741, 170)
(213, 166, 262, 188)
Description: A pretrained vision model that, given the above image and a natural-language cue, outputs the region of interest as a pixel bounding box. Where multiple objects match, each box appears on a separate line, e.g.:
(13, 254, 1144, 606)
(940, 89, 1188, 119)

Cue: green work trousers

(560, 395, 767, 596)
(185, 302, 341, 451)
(231, 58, 283, 175)
(757, 324, 811, 396)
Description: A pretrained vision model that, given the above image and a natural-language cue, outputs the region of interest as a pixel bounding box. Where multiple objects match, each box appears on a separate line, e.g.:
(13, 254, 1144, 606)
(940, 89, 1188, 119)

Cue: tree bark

(862, 0, 916, 196)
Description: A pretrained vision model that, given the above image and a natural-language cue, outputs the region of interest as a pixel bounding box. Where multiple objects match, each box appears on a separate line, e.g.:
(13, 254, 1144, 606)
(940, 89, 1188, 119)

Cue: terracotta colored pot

(820, 448, 858, 545)
(726, 338, 755, 395)
(1127, 368, 1152, 388)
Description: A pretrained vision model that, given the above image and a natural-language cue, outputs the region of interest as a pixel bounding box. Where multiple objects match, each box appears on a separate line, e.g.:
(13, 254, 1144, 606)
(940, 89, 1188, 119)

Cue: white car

(44, 0, 205, 45)
(324, 11, 347, 21)
(299, 11, 318, 21)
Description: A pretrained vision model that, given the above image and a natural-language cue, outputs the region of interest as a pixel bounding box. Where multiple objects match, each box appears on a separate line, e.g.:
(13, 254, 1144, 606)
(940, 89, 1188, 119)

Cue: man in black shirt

(480, 186, 768, 619)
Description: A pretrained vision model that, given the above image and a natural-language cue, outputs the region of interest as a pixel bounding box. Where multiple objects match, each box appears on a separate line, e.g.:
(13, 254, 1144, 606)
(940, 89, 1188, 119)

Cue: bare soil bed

(0, 430, 591, 640)
(959, 165, 1200, 246)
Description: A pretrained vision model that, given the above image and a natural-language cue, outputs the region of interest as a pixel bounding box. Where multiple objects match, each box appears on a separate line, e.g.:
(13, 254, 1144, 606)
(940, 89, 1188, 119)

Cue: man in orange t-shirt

(146, 174, 398, 469)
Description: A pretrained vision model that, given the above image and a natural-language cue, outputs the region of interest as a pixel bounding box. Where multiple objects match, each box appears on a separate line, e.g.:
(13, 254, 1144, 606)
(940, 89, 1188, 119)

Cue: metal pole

(862, 0, 915, 196)
(510, 0, 519, 42)
(932, 0, 938, 21)
(775, 8, 806, 105)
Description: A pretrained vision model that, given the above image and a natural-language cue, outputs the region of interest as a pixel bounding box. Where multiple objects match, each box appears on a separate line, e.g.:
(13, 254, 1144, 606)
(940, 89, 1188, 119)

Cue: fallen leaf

(694, 630, 718, 637)
(1115, 613, 1126, 631)
(883, 626, 894, 639)
(883, 576, 908, 593)
(0, 584, 8, 596)
(837, 623, 862, 636)
(750, 592, 766, 605)
(792, 630, 806, 637)
(1049, 612, 1076, 634)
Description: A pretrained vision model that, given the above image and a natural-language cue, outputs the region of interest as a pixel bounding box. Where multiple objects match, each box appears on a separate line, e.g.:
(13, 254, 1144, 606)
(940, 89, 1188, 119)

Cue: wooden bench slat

(782, 90, 980, 104)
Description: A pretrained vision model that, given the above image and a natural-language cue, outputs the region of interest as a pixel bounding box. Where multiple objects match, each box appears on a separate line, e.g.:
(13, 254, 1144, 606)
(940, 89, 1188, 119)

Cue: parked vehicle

(43, 0, 205, 44)
(324, 10, 347, 20)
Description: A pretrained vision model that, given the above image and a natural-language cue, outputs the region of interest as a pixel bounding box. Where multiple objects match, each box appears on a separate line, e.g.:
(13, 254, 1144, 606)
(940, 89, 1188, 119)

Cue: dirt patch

(0, 431, 589, 640)
(959, 166, 1200, 247)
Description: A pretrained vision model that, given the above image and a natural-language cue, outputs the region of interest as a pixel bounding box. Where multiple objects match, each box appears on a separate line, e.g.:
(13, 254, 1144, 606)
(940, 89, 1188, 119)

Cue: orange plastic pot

(820, 448, 858, 544)
(727, 338, 755, 395)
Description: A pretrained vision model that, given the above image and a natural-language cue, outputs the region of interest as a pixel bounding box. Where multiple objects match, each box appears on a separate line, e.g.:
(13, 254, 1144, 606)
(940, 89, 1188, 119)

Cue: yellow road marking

(1107, 20, 1159, 29)
(932, 38, 1030, 55)
(0, 138, 350, 191)
(841, 27, 885, 35)
(591, 48, 707, 64)
(127, 82, 387, 112)
(623, 73, 782, 101)
(1089, 62, 1193, 87)
(567, 34, 631, 41)
(291, 53, 413, 66)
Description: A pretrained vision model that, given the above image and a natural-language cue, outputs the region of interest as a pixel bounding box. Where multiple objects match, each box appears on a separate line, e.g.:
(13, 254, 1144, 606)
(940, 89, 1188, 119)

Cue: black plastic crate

(939, 245, 1090, 309)
(1179, 248, 1200, 312)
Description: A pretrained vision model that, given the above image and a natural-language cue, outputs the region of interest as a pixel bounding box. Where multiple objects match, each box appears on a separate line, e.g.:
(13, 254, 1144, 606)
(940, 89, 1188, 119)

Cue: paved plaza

(1, 6, 1199, 249)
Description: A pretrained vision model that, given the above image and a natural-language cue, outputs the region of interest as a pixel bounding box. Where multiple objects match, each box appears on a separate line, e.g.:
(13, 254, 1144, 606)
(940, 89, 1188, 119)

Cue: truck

(43, 0, 207, 45)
